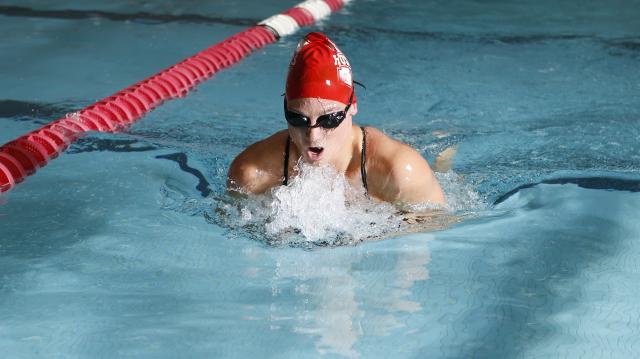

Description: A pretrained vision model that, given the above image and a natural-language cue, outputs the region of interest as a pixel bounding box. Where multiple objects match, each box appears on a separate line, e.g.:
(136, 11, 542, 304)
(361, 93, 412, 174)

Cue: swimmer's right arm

(227, 132, 287, 194)
(227, 155, 272, 194)
(227, 159, 258, 194)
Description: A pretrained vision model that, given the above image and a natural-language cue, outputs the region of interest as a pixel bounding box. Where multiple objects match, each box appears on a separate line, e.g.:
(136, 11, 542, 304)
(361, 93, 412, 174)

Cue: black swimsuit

(283, 126, 368, 193)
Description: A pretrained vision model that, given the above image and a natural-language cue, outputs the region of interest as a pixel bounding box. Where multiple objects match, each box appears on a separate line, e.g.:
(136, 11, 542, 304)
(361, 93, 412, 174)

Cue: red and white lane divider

(0, 0, 352, 193)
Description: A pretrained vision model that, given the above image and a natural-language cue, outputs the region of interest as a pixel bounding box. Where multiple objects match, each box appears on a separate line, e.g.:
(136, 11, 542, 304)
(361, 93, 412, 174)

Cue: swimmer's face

(286, 97, 357, 165)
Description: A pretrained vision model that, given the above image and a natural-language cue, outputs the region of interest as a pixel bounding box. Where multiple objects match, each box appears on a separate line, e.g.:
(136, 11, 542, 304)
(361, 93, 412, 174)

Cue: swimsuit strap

(360, 126, 369, 194)
(283, 135, 291, 186)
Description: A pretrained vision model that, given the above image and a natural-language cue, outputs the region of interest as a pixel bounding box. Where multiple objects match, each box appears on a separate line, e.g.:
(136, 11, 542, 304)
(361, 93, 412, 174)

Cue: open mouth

(306, 146, 324, 161)
(308, 147, 324, 154)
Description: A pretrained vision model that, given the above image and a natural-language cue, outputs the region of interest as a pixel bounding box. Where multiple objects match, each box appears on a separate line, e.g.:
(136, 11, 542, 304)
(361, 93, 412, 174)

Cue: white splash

(211, 165, 484, 246)
(264, 163, 399, 244)
(436, 170, 485, 212)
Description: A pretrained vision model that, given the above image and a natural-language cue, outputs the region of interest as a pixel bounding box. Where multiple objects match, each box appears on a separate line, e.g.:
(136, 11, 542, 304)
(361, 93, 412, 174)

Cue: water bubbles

(211, 163, 485, 246)
(436, 171, 486, 212)
(265, 163, 400, 244)
(222, 163, 399, 246)
(158, 159, 486, 246)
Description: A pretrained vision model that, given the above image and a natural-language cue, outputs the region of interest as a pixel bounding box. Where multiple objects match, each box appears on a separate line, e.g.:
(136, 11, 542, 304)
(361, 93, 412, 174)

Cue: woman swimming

(228, 32, 445, 206)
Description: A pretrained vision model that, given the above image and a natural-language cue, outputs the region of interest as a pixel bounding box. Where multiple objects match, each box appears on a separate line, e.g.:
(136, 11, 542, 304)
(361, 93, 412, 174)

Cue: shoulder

(363, 127, 445, 205)
(362, 127, 421, 168)
(227, 130, 289, 194)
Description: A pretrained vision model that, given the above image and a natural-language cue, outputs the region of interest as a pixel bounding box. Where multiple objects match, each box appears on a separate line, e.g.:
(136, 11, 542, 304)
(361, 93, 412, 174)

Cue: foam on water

(208, 162, 486, 246)
(222, 162, 400, 246)
(265, 163, 402, 243)
(435, 171, 486, 212)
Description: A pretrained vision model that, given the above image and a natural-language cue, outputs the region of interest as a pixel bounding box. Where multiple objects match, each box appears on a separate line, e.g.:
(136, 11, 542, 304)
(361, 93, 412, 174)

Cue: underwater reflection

(259, 236, 433, 358)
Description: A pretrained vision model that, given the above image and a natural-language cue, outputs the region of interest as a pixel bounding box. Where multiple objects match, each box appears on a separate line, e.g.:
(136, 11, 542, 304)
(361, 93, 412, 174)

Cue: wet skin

(227, 98, 445, 206)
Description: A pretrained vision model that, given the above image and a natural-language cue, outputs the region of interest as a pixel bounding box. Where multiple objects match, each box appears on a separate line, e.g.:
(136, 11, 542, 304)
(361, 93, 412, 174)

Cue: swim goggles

(283, 90, 354, 129)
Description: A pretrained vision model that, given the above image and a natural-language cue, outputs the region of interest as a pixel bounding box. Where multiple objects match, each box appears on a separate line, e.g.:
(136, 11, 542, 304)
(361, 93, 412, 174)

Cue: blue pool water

(1, 0, 640, 357)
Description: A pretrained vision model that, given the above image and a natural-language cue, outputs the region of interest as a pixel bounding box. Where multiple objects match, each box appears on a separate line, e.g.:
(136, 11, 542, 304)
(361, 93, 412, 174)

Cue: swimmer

(228, 32, 445, 206)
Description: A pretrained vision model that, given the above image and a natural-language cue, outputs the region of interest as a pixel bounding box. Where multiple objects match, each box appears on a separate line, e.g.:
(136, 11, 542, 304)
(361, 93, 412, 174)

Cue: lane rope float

(0, 0, 352, 193)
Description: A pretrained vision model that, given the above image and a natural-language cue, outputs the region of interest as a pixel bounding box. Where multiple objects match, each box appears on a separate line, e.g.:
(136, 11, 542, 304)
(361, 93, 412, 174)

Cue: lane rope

(0, 0, 352, 193)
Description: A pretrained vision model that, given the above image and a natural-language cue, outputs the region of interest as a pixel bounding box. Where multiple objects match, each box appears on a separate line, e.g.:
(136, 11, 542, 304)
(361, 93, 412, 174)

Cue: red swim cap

(285, 32, 355, 104)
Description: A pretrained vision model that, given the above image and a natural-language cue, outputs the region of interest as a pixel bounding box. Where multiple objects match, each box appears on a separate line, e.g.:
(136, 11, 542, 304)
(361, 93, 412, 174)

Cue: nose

(306, 125, 323, 142)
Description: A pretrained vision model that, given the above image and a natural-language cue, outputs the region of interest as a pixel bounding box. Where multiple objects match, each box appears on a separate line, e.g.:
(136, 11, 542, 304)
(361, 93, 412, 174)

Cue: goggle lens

(284, 110, 347, 128)
(283, 90, 354, 129)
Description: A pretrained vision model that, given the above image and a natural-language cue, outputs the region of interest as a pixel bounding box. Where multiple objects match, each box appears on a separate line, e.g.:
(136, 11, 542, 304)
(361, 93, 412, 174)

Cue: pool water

(1, 0, 640, 358)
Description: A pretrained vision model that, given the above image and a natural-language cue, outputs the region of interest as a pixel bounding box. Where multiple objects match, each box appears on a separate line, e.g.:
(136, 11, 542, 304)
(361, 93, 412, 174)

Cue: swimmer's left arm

(388, 147, 446, 206)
